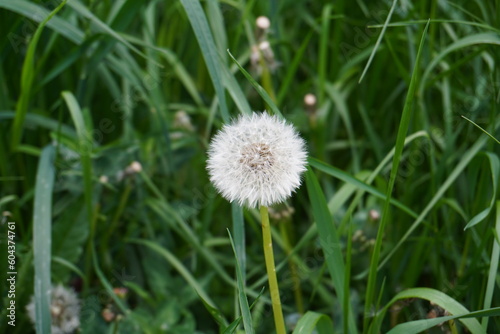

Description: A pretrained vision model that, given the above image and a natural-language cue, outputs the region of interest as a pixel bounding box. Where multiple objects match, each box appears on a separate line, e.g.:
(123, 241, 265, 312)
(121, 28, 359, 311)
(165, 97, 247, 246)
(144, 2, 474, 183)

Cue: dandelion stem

(260, 205, 286, 334)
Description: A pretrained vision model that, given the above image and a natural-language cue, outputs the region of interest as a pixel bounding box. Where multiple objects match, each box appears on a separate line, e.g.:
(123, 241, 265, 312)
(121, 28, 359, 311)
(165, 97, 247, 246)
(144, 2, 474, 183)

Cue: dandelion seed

(207, 112, 307, 208)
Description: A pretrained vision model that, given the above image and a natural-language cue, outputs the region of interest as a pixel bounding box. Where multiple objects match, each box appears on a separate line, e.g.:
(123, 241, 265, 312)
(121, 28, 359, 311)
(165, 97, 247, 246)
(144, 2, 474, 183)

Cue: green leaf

(33, 145, 56, 334)
(292, 311, 335, 334)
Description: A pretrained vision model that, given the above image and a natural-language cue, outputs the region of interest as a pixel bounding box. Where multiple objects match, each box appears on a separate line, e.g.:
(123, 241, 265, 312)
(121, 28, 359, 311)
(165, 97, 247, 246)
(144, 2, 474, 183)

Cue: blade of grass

(461, 115, 500, 145)
(10, 0, 67, 150)
(372, 288, 485, 334)
(358, 0, 398, 83)
(180, 0, 230, 122)
(482, 201, 500, 329)
(388, 307, 500, 334)
(227, 230, 254, 334)
(363, 20, 429, 332)
(464, 152, 499, 230)
(33, 145, 56, 334)
(128, 238, 217, 308)
(292, 311, 335, 334)
(305, 167, 358, 334)
(227, 50, 283, 118)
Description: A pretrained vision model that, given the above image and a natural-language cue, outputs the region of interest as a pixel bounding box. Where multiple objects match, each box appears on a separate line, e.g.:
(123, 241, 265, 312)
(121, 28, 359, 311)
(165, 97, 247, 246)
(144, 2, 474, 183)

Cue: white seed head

(256, 16, 271, 30)
(207, 112, 307, 208)
(26, 285, 80, 334)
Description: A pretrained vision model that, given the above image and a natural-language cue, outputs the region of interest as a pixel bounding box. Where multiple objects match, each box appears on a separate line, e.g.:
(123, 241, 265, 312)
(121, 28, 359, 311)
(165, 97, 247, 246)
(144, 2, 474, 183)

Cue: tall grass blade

(10, 0, 67, 150)
(358, 0, 398, 83)
(305, 167, 358, 334)
(482, 201, 500, 329)
(227, 230, 254, 334)
(33, 145, 56, 334)
(180, 0, 230, 122)
(363, 20, 429, 332)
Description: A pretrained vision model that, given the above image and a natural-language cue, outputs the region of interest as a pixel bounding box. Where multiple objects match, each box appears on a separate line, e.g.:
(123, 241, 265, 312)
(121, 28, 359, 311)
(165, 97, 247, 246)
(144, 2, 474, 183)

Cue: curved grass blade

(309, 158, 421, 220)
(372, 288, 486, 334)
(180, 0, 230, 122)
(464, 152, 499, 229)
(420, 33, 500, 92)
(363, 20, 429, 332)
(387, 307, 500, 334)
(461, 115, 500, 145)
(10, 0, 67, 150)
(33, 145, 56, 334)
(0, 0, 82, 43)
(128, 238, 218, 307)
(292, 311, 335, 334)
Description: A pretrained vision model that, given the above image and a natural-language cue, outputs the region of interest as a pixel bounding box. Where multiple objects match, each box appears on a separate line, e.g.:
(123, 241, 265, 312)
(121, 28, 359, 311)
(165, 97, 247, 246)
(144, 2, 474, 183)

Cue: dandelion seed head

(26, 285, 80, 334)
(207, 112, 307, 208)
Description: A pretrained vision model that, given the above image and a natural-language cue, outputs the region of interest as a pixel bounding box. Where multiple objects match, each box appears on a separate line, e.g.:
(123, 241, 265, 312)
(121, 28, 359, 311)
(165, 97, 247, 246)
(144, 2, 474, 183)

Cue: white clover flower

(26, 284, 80, 334)
(207, 112, 307, 208)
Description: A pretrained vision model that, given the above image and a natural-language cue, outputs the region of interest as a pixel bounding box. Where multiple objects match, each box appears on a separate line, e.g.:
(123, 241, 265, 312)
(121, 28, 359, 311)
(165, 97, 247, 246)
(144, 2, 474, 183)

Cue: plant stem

(260, 205, 286, 334)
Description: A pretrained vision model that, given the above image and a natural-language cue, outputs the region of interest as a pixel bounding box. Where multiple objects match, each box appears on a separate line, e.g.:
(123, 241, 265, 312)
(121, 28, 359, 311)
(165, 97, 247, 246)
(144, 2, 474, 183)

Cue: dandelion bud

(256, 16, 271, 30)
(174, 110, 194, 132)
(128, 161, 142, 174)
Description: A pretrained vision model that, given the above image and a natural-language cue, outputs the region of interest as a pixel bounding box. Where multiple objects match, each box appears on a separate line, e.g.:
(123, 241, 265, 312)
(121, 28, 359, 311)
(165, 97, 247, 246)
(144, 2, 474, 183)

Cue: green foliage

(0, 0, 499, 333)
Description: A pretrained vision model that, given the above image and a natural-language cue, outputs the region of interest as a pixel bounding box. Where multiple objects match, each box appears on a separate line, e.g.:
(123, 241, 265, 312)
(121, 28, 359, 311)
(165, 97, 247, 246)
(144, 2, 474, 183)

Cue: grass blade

(358, 0, 398, 83)
(305, 167, 358, 334)
(464, 152, 499, 229)
(180, 0, 230, 122)
(227, 50, 283, 118)
(227, 230, 254, 334)
(292, 311, 335, 334)
(482, 202, 500, 329)
(10, 0, 67, 150)
(363, 20, 430, 332)
(387, 307, 500, 334)
(33, 145, 56, 334)
(373, 288, 485, 334)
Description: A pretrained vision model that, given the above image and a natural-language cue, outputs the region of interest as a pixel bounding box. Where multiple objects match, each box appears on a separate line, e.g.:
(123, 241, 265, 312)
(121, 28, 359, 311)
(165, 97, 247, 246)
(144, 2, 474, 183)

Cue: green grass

(0, 0, 499, 333)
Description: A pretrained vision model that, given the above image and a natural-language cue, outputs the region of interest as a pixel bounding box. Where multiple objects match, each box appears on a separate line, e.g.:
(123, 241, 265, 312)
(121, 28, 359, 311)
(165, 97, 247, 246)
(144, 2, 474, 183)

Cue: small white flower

(207, 112, 307, 208)
(26, 285, 80, 334)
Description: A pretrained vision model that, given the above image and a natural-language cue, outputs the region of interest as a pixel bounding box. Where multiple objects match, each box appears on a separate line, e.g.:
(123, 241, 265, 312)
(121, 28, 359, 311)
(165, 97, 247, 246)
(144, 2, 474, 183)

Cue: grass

(0, 0, 499, 333)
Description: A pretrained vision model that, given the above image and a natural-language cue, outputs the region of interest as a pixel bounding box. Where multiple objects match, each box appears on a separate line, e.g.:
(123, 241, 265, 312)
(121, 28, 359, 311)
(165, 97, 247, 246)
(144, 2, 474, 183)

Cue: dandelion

(26, 284, 80, 334)
(207, 111, 307, 334)
(207, 112, 307, 208)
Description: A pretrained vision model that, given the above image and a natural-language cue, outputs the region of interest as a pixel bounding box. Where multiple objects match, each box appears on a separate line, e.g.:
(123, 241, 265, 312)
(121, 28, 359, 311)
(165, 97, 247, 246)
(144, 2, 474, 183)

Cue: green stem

(260, 206, 286, 334)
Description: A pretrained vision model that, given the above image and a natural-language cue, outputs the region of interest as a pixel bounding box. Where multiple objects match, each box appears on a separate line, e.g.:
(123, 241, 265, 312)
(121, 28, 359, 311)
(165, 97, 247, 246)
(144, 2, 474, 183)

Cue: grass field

(1, 0, 500, 333)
